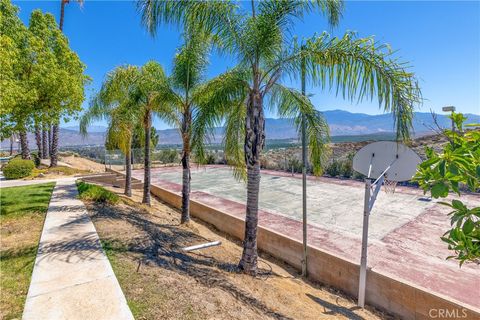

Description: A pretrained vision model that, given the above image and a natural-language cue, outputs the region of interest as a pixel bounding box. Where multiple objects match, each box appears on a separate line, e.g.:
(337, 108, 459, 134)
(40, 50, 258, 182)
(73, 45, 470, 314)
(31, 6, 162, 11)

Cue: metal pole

(301, 46, 308, 277)
(358, 179, 371, 307)
(451, 112, 455, 133)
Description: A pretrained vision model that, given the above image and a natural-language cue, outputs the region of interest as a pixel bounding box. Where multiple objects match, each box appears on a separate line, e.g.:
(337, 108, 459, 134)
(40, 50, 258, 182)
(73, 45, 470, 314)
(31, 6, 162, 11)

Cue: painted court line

(22, 179, 133, 320)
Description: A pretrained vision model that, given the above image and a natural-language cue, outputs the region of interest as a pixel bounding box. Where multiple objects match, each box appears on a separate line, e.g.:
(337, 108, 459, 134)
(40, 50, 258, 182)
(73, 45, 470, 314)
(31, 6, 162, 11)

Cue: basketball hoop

(352, 141, 421, 308)
(383, 179, 398, 194)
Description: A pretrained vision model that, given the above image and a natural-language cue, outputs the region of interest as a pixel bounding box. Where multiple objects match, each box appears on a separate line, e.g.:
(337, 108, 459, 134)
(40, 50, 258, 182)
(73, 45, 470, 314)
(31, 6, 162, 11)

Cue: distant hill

(63, 125, 107, 133)
(2, 110, 478, 148)
(149, 110, 479, 144)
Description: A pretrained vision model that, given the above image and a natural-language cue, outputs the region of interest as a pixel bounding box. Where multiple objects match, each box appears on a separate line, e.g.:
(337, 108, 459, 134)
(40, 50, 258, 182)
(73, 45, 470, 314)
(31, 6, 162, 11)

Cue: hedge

(3, 159, 35, 179)
(76, 181, 119, 204)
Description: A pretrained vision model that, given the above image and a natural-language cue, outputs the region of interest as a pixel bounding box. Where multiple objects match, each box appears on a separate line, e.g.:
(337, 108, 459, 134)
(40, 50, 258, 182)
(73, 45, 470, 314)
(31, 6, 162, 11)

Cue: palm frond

(191, 68, 249, 165)
(172, 30, 211, 92)
(258, 0, 344, 31)
(270, 83, 330, 175)
(80, 65, 141, 151)
(79, 95, 112, 137)
(137, 0, 237, 37)
(275, 32, 421, 141)
(223, 101, 247, 181)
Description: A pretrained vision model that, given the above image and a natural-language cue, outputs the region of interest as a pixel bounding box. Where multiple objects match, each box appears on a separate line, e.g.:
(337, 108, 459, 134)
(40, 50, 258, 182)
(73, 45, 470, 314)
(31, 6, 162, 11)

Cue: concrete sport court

(131, 165, 480, 311)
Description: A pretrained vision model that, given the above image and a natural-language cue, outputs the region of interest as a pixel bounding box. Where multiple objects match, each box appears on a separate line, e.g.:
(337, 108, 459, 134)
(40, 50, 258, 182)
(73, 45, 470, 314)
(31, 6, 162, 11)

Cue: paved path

(22, 179, 134, 320)
(0, 177, 74, 188)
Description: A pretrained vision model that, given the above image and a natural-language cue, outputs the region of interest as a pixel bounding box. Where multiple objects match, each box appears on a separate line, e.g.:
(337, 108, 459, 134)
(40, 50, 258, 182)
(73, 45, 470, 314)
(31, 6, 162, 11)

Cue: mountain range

(2, 110, 478, 148)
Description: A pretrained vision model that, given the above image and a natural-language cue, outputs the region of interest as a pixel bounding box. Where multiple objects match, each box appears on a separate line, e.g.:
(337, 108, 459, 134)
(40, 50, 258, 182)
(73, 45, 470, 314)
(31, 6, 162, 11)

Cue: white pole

(301, 47, 308, 278)
(182, 241, 221, 252)
(358, 178, 371, 307)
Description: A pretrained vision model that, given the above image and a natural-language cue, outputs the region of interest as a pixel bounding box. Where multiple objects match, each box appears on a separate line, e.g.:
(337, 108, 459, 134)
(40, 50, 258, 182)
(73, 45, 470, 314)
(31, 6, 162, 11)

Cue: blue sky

(13, 0, 480, 129)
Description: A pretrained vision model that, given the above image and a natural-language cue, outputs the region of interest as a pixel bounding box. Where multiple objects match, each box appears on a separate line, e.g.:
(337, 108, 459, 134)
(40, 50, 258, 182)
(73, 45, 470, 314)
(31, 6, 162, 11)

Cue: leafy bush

(340, 160, 353, 178)
(414, 113, 479, 265)
(204, 152, 216, 165)
(76, 181, 119, 204)
(153, 149, 179, 164)
(3, 159, 35, 179)
(325, 160, 340, 177)
(326, 154, 356, 178)
(287, 157, 303, 173)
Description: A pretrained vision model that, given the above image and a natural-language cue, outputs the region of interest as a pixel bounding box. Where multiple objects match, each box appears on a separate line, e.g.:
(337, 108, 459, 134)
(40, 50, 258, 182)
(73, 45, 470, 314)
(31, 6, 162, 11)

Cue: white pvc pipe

(182, 241, 221, 252)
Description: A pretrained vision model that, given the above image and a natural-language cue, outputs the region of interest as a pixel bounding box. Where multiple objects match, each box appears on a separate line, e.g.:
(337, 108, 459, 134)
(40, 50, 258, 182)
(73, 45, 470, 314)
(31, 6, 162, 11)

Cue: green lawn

(0, 183, 55, 320)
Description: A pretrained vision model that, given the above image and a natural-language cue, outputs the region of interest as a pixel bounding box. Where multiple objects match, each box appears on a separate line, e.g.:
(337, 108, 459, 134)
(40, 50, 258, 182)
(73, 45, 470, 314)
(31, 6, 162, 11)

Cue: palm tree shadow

(306, 293, 364, 320)
(89, 201, 294, 320)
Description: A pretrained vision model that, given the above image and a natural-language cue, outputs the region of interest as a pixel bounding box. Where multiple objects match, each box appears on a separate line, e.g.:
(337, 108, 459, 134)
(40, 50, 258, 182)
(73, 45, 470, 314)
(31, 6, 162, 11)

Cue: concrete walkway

(0, 177, 74, 188)
(22, 179, 134, 320)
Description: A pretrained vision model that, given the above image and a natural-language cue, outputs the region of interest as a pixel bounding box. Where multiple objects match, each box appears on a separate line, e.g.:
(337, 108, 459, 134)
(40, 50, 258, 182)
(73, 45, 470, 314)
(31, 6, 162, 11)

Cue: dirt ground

(84, 187, 391, 320)
(59, 155, 105, 173)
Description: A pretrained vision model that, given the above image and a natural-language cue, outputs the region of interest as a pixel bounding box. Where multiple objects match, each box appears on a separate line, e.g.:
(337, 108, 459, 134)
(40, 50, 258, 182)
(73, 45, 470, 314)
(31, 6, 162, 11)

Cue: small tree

(0, 0, 38, 159)
(414, 113, 479, 265)
(81, 65, 140, 197)
(133, 28, 225, 222)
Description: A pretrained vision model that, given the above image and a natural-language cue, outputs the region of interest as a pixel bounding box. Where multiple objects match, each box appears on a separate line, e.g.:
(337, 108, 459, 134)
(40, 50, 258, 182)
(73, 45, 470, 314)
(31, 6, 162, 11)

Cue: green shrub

(3, 159, 35, 179)
(204, 152, 216, 165)
(339, 160, 353, 178)
(325, 160, 341, 177)
(326, 155, 355, 178)
(414, 113, 480, 265)
(286, 157, 302, 173)
(153, 149, 179, 164)
(76, 181, 119, 204)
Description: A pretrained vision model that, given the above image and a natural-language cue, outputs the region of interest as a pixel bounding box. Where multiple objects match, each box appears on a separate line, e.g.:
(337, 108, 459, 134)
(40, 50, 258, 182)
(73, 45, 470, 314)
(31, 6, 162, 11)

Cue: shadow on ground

(306, 293, 364, 320)
(88, 201, 296, 320)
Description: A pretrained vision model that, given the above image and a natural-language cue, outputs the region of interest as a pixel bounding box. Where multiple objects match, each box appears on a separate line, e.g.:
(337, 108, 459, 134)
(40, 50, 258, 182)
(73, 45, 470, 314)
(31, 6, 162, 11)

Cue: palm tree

(34, 121, 43, 159)
(59, 0, 83, 31)
(50, 0, 84, 167)
(80, 66, 140, 197)
(135, 31, 221, 223)
(82, 62, 173, 201)
(139, 0, 421, 274)
(131, 61, 173, 205)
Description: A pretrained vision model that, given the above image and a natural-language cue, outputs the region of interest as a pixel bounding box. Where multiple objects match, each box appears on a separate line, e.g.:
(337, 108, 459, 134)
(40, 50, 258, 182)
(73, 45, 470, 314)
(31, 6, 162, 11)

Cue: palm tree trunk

(239, 91, 265, 274)
(125, 138, 132, 197)
(180, 113, 192, 224)
(19, 129, 31, 160)
(181, 151, 191, 224)
(48, 127, 52, 156)
(59, 0, 67, 31)
(34, 124, 43, 159)
(50, 124, 59, 167)
(142, 110, 152, 205)
(42, 126, 48, 159)
(9, 135, 14, 156)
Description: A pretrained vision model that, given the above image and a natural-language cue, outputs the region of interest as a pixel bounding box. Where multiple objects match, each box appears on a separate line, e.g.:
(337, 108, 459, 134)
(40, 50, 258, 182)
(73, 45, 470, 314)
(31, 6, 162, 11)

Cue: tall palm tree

(131, 61, 173, 205)
(50, 0, 84, 167)
(136, 32, 221, 223)
(80, 66, 140, 197)
(139, 0, 421, 274)
(59, 0, 83, 31)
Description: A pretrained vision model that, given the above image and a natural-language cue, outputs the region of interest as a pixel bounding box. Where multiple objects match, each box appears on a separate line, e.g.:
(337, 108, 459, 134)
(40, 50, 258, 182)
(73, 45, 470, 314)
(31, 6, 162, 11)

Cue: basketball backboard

(353, 141, 421, 182)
